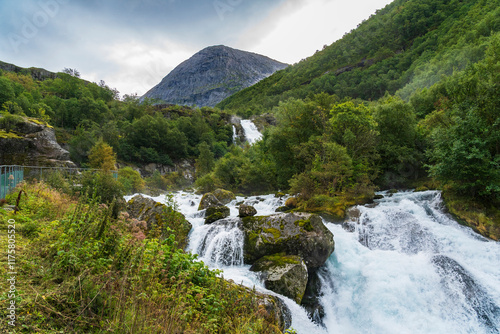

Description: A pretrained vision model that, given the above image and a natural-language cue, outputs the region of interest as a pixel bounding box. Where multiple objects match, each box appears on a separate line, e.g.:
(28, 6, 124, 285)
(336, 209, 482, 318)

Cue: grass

(0, 181, 284, 333)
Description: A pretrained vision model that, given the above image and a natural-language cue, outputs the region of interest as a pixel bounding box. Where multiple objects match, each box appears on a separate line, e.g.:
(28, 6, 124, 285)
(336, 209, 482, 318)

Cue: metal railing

(0, 165, 118, 199)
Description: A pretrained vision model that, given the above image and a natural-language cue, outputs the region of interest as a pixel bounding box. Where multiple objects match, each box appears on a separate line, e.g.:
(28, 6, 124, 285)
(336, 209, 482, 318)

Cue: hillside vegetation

(218, 0, 500, 114)
(0, 67, 233, 173)
(207, 0, 500, 239)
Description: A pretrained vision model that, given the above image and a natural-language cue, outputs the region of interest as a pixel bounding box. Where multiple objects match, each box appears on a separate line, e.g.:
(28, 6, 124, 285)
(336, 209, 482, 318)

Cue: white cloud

(238, 0, 393, 64)
(92, 39, 196, 97)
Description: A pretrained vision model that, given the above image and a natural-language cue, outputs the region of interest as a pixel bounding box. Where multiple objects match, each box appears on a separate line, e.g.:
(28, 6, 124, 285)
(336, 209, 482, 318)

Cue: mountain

(218, 0, 500, 113)
(141, 45, 288, 107)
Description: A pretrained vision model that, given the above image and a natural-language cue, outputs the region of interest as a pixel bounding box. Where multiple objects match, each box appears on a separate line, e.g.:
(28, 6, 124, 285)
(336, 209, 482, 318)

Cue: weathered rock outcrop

(241, 212, 335, 270)
(142, 45, 288, 107)
(198, 189, 234, 223)
(239, 204, 257, 217)
(126, 195, 192, 248)
(250, 253, 308, 304)
(0, 116, 75, 167)
(198, 192, 222, 210)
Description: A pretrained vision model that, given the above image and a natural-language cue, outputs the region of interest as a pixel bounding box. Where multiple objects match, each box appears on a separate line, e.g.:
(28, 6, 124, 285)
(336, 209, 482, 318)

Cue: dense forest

(0, 0, 498, 233)
(0, 68, 233, 168)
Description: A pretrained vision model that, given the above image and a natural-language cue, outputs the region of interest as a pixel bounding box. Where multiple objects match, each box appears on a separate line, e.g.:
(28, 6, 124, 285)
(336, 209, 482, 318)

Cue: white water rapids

(129, 190, 500, 334)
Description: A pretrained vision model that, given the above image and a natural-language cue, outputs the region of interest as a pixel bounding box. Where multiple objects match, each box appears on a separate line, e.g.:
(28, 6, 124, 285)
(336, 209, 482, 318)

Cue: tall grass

(0, 181, 283, 333)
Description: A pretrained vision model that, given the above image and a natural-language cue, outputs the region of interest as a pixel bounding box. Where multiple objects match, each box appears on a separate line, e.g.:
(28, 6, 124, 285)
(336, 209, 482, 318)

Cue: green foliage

(423, 33, 500, 202)
(0, 181, 282, 333)
(373, 96, 423, 187)
(195, 141, 215, 177)
(79, 171, 124, 216)
(118, 167, 145, 194)
(219, 0, 500, 113)
(88, 138, 117, 171)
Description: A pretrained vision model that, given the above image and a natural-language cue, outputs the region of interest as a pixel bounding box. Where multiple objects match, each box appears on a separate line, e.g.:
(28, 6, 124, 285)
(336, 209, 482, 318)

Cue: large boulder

(227, 281, 292, 332)
(126, 195, 192, 248)
(241, 212, 334, 270)
(239, 204, 257, 217)
(205, 205, 230, 224)
(250, 253, 308, 304)
(212, 188, 236, 205)
(198, 192, 222, 210)
(0, 115, 76, 167)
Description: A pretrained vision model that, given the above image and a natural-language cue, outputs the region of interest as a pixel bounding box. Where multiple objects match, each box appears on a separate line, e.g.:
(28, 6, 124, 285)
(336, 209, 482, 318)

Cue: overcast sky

(0, 0, 393, 97)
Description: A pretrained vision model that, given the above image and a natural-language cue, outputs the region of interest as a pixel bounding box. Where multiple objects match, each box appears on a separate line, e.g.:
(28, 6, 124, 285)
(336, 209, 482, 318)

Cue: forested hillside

(205, 0, 500, 239)
(218, 0, 500, 114)
(0, 67, 233, 170)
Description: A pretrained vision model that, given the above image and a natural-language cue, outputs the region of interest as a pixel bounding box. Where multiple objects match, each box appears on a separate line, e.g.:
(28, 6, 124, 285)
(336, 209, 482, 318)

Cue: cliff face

(0, 116, 75, 167)
(142, 45, 288, 107)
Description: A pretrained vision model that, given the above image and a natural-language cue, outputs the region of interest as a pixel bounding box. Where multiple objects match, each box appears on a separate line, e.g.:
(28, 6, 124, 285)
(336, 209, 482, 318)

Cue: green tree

(195, 142, 215, 177)
(88, 138, 117, 171)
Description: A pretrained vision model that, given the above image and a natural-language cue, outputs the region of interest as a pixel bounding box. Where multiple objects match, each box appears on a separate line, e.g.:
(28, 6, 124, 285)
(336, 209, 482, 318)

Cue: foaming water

(126, 190, 500, 333)
(322, 191, 500, 334)
(241, 119, 263, 144)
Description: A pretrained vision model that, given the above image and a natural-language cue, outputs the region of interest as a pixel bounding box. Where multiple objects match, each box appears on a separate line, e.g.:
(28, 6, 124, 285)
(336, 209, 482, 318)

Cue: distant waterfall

(241, 119, 263, 144)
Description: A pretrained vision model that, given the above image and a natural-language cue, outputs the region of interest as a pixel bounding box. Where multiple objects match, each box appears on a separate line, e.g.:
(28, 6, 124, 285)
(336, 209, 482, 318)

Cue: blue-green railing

(0, 165, 118, 199)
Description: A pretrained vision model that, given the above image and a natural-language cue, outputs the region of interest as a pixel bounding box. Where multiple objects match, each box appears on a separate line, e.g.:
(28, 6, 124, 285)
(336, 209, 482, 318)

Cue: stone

(239, 204, 257, 217)
(126, 195, 192, 248)
(198, 192, 222, 210)
(241, 212, 335, 270)
(0, 115, 76, 167)
(250, 254, 308, 304)
(212, 188, 236, 205)
(205, 205, 230, 224)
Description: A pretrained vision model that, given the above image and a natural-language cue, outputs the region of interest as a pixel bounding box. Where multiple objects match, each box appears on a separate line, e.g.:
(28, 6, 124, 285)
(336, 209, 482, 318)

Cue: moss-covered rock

(0, 115, 76, 167)
(212, 188, 236, 204)
(198, 192, 222, 210)
(239, 204, 257, 217)
(284, 197, 298, 208)
(126, 195, 192, 248)
(275, 205, 292, 213)
(205, 205, 230, 224)
(250, 253, 308, 304)
(241, 212, 335, 270)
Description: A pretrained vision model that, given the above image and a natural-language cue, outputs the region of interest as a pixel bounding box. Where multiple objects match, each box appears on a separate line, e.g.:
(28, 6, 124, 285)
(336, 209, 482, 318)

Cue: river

(134, 190, 500, 333)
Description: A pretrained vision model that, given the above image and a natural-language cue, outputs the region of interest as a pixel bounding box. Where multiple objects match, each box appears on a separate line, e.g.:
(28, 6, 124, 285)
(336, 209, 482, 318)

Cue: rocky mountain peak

(142, 45, 288, 107)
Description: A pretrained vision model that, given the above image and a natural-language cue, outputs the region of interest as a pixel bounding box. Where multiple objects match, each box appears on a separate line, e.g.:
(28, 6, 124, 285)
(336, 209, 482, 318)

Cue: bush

(118, 167, 145, 194)
(79, 171, 124, 216)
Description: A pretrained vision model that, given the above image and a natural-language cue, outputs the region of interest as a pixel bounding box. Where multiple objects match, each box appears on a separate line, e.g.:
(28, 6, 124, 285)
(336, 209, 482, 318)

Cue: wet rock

(126, 195, 192, 248)
(198, 192, 222, 210)
(301, 269, 327, 325)
(275, 205, 292, 213)
(212, 188, 236, 204)
(250, 253, 308, 304)
(205, 205, 230, 224)
(241, 212, 335, 270)
(239, 204, 257, 217)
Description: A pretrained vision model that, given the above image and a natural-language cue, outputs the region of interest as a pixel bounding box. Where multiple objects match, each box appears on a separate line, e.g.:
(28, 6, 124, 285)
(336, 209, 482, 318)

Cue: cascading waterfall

(133, 190, 500, 333)
(232, 125, 238, 144)
(319, 190, 500, 334)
